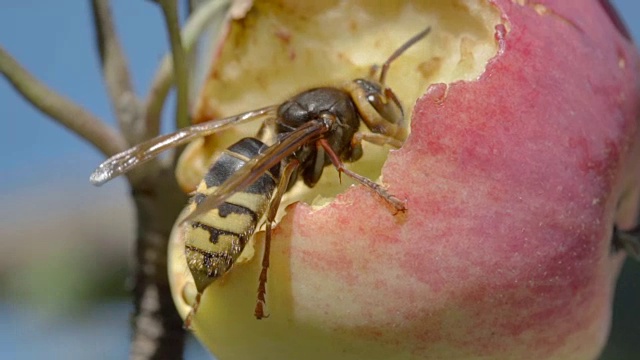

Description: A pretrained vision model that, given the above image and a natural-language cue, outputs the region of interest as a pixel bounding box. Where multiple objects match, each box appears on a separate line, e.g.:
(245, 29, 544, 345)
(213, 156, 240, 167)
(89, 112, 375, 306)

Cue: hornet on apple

(90, 27, 431, 327)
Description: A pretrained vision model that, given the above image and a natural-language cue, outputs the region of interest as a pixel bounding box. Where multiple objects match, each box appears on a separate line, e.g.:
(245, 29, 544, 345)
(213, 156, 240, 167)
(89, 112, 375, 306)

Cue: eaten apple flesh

(168, 0, 640, 359)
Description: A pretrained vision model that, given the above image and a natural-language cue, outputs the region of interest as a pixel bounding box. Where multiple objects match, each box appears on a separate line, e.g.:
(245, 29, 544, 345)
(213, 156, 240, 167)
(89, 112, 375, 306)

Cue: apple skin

(177, 1, 640, 359)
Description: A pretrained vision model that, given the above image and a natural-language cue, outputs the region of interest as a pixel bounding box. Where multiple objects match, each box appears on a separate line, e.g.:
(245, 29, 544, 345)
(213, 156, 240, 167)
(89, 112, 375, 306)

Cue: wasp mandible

(91, 27, 431, 326)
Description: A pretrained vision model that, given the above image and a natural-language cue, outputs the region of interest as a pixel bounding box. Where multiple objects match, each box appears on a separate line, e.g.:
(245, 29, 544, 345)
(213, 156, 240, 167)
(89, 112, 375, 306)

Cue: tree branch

(144, 0, 230, 136)
(91, 0, 145, 145)
(0, 46, 128, 158)
(157, 0, 190, 130)
(130, 171, 188, 360)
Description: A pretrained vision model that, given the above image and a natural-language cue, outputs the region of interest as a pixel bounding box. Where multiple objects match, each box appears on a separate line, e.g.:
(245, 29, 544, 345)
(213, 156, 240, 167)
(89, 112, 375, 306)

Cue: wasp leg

(613, 225, 640, 261)
(255, 159, 300, 320)
(353, 131, 404, 149)
(318, 138, 407, 213)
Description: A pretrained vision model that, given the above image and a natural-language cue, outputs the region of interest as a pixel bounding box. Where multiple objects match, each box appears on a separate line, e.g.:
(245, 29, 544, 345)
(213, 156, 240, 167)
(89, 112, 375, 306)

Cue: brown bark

(130, 168, 188, 359)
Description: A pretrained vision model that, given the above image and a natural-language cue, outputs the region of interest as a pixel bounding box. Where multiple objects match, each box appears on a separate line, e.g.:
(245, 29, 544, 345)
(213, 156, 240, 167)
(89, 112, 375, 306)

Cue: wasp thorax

(277, 87, 359, 131)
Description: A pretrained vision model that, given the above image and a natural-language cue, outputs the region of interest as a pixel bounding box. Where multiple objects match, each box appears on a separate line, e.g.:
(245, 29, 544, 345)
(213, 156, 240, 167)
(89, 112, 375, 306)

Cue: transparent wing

(180, 119, 330, 224)
(90, 106, 278, 185)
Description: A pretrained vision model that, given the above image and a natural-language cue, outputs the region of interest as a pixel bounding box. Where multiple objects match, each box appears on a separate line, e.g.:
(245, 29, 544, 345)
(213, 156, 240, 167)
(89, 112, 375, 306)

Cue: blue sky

(1, 1, 639, 194)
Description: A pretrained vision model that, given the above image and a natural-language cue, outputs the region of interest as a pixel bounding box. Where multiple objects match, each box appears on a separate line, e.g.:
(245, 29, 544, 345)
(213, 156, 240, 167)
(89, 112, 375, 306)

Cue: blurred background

(0, 1, 638, 359)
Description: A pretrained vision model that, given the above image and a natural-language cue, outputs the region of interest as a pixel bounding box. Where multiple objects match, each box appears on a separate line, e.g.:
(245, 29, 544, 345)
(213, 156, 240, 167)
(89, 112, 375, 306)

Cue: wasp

(90, 27, 431, 326)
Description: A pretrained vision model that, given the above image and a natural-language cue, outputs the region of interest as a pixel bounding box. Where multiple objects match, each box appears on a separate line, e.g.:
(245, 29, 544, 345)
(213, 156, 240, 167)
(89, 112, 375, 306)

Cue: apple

(168, 0, 640, 359)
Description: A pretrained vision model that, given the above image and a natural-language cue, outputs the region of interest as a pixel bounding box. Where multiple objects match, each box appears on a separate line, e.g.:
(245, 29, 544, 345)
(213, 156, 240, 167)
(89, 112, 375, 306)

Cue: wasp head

(346, 78, 408, 142)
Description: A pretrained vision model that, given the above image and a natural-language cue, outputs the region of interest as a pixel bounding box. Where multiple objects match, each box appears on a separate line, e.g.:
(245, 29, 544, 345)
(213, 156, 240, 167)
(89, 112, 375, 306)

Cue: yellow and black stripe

(184, 138, 280, 293)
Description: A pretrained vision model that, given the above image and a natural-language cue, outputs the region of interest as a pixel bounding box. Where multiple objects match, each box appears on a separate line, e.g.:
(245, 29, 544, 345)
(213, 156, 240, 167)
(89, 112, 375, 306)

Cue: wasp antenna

(379, 26, 431, 86)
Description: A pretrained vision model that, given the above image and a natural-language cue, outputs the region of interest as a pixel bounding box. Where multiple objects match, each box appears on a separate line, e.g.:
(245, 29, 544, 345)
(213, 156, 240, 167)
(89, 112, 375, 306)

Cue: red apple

(169, 0, 640, 359)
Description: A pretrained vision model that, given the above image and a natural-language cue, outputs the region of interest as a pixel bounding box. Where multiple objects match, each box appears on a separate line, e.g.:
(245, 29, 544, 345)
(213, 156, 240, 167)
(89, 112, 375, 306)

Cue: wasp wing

(90, 106, 278, 185)
(180, 119, 330, 224)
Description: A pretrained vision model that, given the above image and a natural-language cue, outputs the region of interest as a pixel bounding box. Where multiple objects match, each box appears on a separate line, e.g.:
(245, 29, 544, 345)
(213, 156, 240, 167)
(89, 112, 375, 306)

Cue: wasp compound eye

(353, 79, 404, 125)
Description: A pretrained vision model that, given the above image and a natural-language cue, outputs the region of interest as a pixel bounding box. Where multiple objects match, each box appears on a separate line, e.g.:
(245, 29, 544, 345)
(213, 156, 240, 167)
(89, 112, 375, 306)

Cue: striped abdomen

(184, 138, 279, 292)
